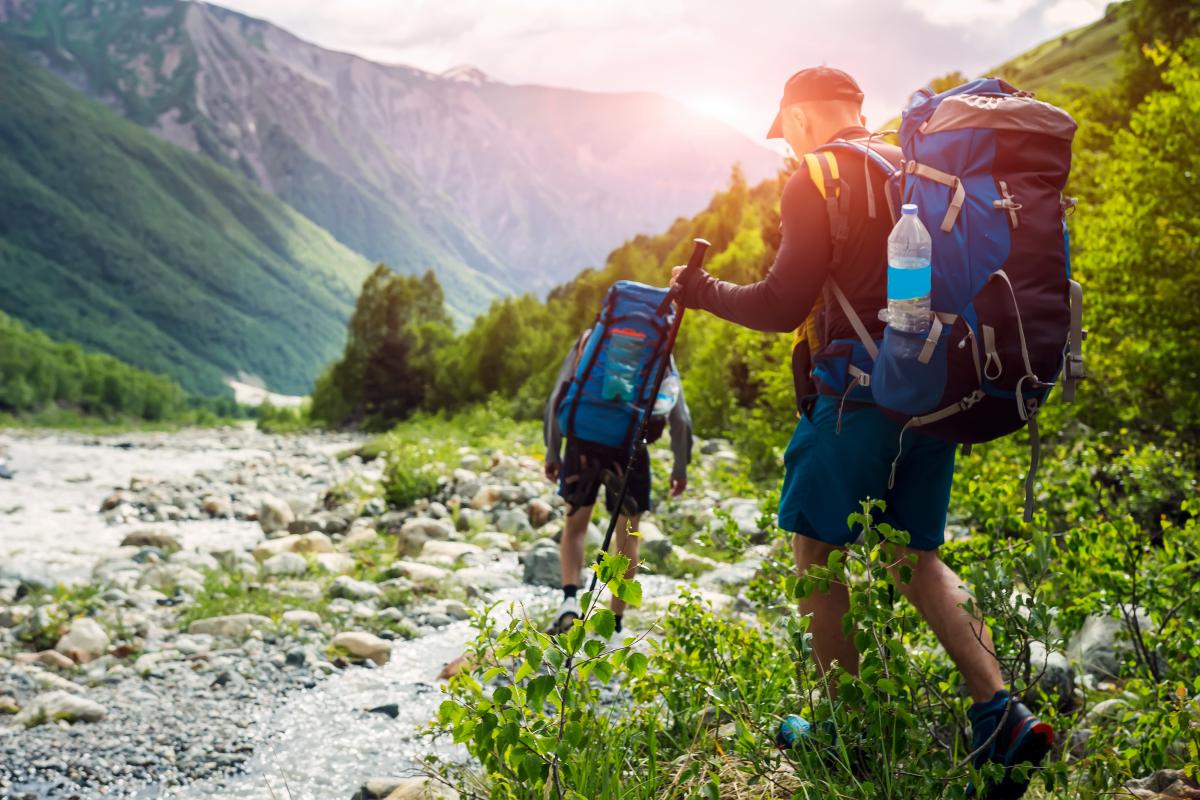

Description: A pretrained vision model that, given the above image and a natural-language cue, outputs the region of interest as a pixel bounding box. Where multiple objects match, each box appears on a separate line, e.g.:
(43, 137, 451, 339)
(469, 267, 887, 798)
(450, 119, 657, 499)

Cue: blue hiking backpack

(556, 281, 677, 451)
(803, 78, 1087, 518)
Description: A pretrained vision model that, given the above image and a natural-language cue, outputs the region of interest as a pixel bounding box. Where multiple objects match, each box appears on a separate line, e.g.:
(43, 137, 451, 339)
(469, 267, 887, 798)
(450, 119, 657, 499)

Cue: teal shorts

(778, 395, 956, 551)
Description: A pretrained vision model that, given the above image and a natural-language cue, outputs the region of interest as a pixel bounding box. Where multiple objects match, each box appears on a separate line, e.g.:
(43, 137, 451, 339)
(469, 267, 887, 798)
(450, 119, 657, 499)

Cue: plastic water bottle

(886, 204, 932, 335)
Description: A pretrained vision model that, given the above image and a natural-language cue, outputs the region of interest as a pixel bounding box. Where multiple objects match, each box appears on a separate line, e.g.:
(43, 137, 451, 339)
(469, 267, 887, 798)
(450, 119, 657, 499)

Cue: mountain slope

(991, 3, 1128, 94)
(0, 0, 780, 301)
(0, 44, 371, 396)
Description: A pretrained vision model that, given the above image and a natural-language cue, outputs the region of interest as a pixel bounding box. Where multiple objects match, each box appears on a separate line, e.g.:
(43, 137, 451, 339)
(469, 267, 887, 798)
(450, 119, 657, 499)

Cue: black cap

(766, 66, 864, 139)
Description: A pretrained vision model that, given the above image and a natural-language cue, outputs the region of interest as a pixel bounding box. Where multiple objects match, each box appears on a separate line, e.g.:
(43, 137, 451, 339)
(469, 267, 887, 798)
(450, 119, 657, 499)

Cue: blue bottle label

(887, 265, 931, 300)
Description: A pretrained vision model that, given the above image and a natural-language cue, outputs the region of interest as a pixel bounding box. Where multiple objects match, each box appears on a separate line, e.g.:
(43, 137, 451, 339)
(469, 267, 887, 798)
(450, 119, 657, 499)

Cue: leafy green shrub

(383, 455, 440, 509)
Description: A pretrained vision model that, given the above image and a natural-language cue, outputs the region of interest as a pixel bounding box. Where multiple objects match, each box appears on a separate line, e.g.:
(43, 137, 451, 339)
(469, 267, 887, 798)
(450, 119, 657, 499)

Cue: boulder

(670, 546, 719, 575)
(527, 499, 554, 528)
(119, 529, 181, 553)
(1025, 641, 1075, 711)
(54, 618, 110, 664)
(282, 609, 322, 629)
(1124, 770, 1199, 799)
(396, 516, 455, 557)
(14, 691, 106, 727)
(187, 613, 271, 639)
(331, 631, 391, 666)
(262, 551, 308, 577)
(418, 540, 483, 567)
(258, 496, 294, 534)
(329, 575, 383, 601)
(522, 545, 575, 588)
(1068, 612, 1153, 680)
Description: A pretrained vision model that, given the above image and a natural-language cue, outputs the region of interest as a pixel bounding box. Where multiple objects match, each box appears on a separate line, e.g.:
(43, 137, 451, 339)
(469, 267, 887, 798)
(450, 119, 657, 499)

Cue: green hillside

(992, 2, 1128, 93)
(0, 309, 187, 421)
(0, 44, 372, 396)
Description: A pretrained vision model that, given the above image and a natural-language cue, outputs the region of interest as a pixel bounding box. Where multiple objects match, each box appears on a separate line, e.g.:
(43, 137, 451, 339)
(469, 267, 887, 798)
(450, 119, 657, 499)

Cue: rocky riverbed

(0, 426, 765, 799)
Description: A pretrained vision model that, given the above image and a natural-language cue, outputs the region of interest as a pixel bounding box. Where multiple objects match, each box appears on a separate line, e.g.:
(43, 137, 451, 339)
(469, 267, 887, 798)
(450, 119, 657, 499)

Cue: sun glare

(681, 93, 747, 129)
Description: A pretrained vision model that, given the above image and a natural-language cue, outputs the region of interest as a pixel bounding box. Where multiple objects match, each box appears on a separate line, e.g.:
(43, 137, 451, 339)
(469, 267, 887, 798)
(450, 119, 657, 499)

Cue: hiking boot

(966, 691, 1055, 800)
(547, 595, 582, 635)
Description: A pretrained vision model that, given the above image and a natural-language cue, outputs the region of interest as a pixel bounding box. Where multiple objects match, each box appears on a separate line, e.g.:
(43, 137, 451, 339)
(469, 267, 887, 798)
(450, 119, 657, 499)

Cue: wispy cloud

(217, 0, 1112, 139)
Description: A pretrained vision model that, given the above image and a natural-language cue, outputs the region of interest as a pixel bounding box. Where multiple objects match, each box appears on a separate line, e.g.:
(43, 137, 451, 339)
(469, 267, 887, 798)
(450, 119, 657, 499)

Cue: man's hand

(544, 459, 560, 483)
(670, 265, 688, 290)
(670, 476, 687, 497)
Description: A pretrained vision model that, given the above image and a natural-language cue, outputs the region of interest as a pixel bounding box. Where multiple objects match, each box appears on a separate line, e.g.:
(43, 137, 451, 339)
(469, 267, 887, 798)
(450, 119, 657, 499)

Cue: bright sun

(681, 93, 746, 129)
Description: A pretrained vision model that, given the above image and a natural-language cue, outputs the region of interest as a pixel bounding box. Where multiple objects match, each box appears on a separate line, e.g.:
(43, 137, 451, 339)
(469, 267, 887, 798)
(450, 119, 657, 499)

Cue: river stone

(495, 508, 532, 535)
(331, 631, 391, 666)
(259, 496, 294, 534)
(671, 546, 719, 575)
(292, 531, 335, 554)
(385, 777, 459, 799)
(188, 613, 272, 639)
(282, 609, 322, 629)
(418, 540, 483, 566)
(456, 508, 487, 533)
(470, 485, 504, 510)
(1025, 641, 1074, 711)
(255, 534, 301, 561)
(329, 575, 383, 600)
(201, 495, 232, 517)
(638, 522, 672, 566)
(385, 560, 451, 587)
(342, 526, 380, 549)
(314, 552, 356, 574)
(522, 545, 574, 587)
(262, 552, 308, 577)
(700, 438, 731, 455)
(55, 618, 110, 664)
(0, 695, 18, 715)
(396, 516, 455, 557)
(133, 649, 181, 675)
(15, 650, 75, 670)
(15, 690, 107, 727)
(138, 563, 204, 592)
(119, 529, 181, 553)
(472, 531, 514, 551)
(454, 566, 520, 595)
(527, 499, 554, 528)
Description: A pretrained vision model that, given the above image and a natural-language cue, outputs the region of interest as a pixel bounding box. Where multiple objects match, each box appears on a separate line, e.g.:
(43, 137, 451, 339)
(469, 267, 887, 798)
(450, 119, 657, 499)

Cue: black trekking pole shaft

(587, 238, 710, 594)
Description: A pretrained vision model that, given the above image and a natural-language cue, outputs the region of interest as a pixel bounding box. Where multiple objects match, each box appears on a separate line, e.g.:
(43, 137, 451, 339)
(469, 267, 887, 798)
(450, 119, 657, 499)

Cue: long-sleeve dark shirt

(681, 126, 893, 346)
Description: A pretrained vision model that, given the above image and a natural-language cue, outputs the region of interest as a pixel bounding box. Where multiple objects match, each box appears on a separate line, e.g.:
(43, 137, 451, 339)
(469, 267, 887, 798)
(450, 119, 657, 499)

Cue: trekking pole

(587, 238, 711, 596)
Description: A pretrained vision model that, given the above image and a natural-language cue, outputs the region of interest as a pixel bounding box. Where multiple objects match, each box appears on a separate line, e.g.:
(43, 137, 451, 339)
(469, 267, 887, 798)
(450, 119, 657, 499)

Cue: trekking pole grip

(657, 238, 711, 316)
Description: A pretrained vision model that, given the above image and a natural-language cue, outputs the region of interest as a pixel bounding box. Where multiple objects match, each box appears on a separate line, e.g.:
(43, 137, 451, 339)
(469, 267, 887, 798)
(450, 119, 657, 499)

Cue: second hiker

(543, 323, 693, 637)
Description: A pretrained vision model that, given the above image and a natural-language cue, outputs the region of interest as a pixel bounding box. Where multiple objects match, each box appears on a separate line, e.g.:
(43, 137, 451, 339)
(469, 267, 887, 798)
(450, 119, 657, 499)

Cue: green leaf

(493, 685, 512, 705)
(614, 578, 643, 607)
(514, 660, 533, 683)
(587, 608, 616, 638)
(626, 651, 649, 678)
(584, 638, 603, 658)
(525, 645, 543, 670)
(593, 660, 614, 684)
(526, 674, 556, 711)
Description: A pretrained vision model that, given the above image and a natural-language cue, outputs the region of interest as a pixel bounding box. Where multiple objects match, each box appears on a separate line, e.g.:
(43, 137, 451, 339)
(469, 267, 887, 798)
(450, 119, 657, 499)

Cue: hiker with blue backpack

(544, 283, 694, 637)
(672, 67, 1084, 799)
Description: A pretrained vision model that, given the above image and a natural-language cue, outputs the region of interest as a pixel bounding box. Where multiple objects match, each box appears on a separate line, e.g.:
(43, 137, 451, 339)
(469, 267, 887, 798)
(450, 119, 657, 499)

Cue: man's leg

(611, 514, 640, 618)
(792, 533, 859, 678)
(559, 504, 594, 594)
(888, 547, 1004, 703)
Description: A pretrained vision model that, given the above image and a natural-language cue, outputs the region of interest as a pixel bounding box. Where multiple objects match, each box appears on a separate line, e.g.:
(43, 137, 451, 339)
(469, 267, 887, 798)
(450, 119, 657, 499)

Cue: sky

(216, 0, 1112, 142)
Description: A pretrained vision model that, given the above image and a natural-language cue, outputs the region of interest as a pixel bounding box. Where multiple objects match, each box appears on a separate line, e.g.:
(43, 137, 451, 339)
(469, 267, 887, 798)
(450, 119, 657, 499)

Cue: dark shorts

(778, 395, 956, 551)
(558, 440, 651, 517)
